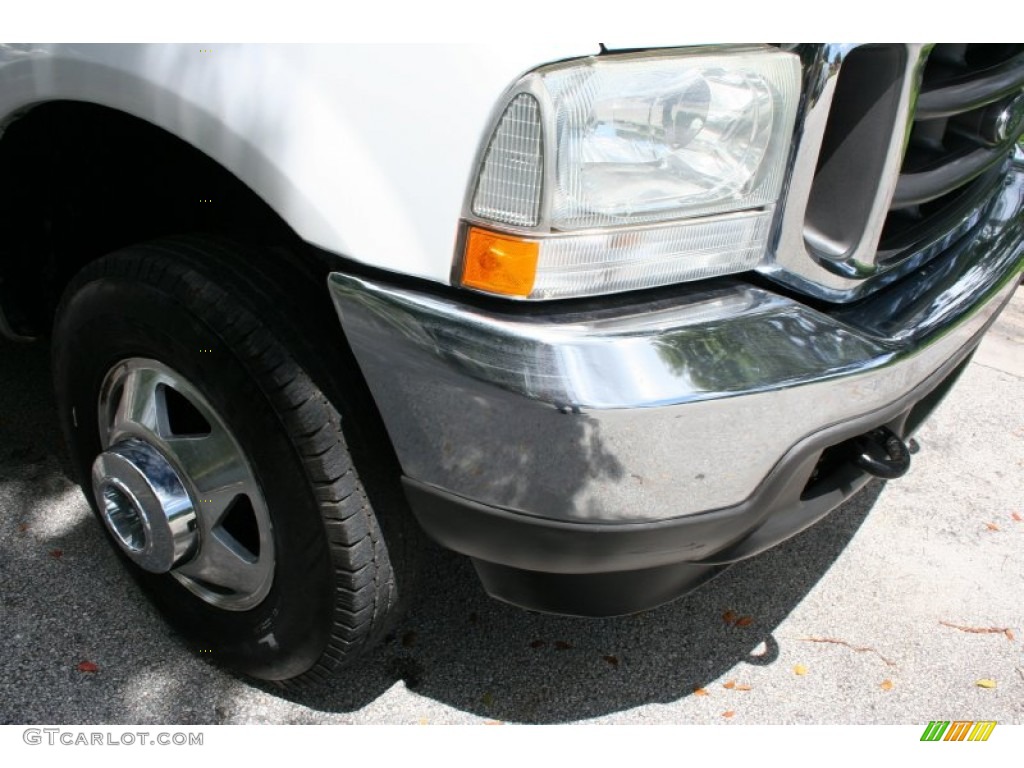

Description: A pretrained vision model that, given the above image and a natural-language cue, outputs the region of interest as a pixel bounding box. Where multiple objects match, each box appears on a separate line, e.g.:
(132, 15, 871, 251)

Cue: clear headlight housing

(461, 46, 801, 300)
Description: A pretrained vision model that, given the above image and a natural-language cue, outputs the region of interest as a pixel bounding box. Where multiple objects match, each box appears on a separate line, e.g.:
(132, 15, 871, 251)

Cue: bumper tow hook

(854, 426, 912, 479)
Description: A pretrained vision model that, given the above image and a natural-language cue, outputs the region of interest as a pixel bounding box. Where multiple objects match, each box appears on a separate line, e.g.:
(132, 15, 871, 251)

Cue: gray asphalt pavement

(1, 289, 1021, 725)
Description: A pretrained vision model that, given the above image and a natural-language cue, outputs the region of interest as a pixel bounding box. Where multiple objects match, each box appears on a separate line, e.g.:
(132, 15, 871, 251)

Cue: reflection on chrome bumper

(329, 171, 1024, 524)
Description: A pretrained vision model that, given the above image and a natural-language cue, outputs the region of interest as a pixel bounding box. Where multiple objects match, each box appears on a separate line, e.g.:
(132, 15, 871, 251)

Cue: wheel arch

(0, 94, 409, 525)
(0, 46, 425, 338)
(0, 49, 356, 253)
(0, 93, 322, 337)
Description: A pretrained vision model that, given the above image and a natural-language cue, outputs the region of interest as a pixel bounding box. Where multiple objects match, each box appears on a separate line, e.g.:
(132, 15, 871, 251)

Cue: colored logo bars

(921, 721, 997, 741)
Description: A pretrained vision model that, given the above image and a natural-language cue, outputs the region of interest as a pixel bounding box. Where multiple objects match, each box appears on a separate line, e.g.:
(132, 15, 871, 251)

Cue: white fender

(0, 43, 594, 283)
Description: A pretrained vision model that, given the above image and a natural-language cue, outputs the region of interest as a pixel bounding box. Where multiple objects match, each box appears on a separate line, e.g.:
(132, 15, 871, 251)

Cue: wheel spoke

(108, 366, 162, 444)
(195, 485, 247, 528)
(175, 531, 267, 596)
(163, 429, 257, 518)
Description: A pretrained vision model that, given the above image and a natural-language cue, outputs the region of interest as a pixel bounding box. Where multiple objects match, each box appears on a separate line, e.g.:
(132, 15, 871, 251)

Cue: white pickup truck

(1, 43, 1021, 686)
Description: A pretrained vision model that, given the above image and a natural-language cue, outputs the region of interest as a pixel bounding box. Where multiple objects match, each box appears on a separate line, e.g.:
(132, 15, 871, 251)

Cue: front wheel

(52, 238, 414, 685)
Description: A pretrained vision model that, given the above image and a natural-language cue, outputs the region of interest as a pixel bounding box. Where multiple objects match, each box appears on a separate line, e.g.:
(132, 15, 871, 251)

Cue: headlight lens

(465, 46, 801, 299)
(548, 51, 797, 229)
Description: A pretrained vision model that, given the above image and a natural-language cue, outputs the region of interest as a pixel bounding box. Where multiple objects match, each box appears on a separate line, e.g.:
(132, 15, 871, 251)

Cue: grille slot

(803, 45, 906, 260)
(881, 44, 1024, 253)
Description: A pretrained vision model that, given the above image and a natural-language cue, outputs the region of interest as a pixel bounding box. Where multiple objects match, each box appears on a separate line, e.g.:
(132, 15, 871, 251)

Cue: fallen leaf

(484, 720, 504, 726)
(975, 679, 997, 689)
(481, 691, 495, 707)
(693, 687, 709, 697)
(880, 679, 894, 691)
(722, 710, 735, 718)
(733, 683, 752, 691)
(985, 522, 1000, 531)
(554, 641, 574, 650)
(736, 616, 755, 627)
(722, 610, 738, 625)
(16, 523, 29, 533)
(602, 655, 619, 667)
(401, 631, 417, 648)
(794, 664, 808, 676)
(1012, 512, 1023, 522)
(723, 680, 736, 689)
(77, 661, 98, 673)
(1006, 629, 1015, 642)
(529, 640, 546, 649)
(418, 718, 429, 725)
(49, 549, 63, 559)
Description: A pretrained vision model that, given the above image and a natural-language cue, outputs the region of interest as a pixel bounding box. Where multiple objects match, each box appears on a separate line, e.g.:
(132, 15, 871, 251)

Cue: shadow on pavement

(270, 481, 881, 723)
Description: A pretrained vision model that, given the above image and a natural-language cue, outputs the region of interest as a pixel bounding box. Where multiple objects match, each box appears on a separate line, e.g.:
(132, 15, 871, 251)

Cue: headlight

(462, 46, 800, 299)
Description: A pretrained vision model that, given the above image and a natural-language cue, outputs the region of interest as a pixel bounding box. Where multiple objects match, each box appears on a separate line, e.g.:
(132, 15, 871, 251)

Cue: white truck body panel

(0, 43, 595, 282)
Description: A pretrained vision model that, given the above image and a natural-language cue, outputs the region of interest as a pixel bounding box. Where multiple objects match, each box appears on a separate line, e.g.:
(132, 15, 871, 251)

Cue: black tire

(51, 237, 416, 685)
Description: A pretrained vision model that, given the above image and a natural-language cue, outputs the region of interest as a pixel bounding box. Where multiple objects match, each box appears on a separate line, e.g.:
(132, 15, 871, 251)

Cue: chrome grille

(765, 43, 1024, 303)
(880, 44, 1024, 257)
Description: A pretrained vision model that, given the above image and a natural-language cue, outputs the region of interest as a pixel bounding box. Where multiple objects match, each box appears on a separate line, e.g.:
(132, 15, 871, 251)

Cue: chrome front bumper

(329, 169, 1023, 529)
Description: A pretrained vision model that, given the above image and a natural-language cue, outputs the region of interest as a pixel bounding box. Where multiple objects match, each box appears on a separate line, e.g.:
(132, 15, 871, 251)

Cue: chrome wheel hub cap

(93, 358, 275, 611)
(92, 439, 198, 573)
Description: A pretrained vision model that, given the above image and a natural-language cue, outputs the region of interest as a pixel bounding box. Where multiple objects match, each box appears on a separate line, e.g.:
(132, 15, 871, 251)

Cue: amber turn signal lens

(461, 226, 539, 297)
